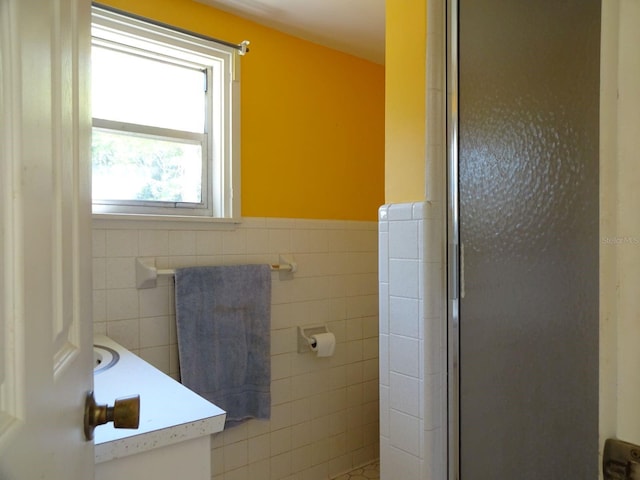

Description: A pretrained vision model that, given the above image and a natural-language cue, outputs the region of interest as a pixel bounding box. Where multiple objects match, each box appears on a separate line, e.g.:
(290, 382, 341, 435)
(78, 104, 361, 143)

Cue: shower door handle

(448, 242, 459, 300)
(460, 242, 465, 299)
(448, 242, 464, 300)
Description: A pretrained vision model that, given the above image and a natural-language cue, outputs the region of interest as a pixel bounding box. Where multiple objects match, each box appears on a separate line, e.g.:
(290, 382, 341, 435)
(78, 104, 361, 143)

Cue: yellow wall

(385, 0, 427, 203)
(97, 0, 385, 221)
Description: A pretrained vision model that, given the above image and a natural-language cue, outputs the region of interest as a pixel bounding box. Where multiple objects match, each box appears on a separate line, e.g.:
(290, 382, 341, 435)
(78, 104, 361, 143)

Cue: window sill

(91, 212, 242, 230)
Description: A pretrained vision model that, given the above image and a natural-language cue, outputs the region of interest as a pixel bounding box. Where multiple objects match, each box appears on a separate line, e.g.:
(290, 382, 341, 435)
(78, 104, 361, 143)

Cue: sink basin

(94, 345, 119, 374)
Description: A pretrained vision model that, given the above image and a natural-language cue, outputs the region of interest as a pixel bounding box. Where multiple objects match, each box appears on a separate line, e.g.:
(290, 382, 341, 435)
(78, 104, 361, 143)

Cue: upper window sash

(92, 43, 209, 134)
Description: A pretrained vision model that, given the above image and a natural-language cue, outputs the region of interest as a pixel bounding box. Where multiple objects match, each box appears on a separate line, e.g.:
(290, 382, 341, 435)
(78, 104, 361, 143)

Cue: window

(91, 6, 241, 219)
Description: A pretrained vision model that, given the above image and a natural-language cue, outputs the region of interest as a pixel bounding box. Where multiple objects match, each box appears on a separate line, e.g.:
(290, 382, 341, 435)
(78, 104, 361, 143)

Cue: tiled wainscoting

(378, 202, 446, 479)
(92, 216, 379, 479)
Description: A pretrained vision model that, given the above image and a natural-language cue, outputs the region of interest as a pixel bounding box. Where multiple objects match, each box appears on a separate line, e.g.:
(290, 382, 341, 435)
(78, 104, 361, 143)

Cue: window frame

(90, 6, 241, 220)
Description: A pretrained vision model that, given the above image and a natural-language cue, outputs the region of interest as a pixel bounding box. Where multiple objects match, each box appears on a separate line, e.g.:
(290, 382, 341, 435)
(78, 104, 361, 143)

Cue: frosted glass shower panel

(458, 0, 600, 478)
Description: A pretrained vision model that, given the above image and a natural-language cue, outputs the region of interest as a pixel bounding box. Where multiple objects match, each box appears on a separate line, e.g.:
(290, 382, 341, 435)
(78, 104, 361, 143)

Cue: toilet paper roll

(309, 332, 336, 357)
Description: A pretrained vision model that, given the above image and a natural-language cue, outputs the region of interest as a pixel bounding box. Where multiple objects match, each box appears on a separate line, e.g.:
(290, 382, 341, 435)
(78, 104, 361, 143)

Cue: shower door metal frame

(446, 0, 460, 479)
(445, 2, 601, 477)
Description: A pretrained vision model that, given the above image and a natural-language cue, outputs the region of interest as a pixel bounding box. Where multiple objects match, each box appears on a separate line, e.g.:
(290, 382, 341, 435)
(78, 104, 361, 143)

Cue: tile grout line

(332, 459, 380, 480)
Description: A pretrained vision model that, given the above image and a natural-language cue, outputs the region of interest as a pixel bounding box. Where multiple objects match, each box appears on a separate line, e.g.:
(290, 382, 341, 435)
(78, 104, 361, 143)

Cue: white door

(0, 0, 94, 478)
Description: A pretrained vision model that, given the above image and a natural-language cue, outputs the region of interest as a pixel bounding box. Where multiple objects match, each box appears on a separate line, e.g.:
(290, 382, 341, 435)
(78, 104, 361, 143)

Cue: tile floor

(333, 460, 380, 480)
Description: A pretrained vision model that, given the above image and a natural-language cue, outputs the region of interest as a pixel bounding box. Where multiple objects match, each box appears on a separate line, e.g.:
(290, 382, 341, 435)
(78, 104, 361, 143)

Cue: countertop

(93, 335, 226, 463)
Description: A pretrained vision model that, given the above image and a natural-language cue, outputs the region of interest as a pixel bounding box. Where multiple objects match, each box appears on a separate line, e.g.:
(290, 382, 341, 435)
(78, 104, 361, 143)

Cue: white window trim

(91, 6, 241, 222)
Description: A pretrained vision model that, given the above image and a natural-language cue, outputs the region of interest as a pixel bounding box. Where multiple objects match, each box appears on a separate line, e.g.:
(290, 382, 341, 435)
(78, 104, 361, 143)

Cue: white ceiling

(195, 0, 385, 64)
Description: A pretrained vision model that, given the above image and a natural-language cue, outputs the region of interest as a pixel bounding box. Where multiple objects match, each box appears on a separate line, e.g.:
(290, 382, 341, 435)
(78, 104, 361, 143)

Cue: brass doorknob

(84, 390, 140, 441)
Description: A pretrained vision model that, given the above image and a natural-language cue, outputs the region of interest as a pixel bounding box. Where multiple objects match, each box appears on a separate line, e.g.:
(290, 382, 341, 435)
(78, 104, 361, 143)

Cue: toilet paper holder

(297, 324, 331, 353)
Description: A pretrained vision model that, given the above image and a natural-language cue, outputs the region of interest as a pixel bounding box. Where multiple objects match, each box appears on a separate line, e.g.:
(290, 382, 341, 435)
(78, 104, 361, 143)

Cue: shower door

(454, 0, 600, 478)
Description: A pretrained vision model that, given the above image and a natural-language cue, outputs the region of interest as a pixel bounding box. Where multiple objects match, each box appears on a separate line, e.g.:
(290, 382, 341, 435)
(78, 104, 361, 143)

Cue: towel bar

(135, 256, 297, 289)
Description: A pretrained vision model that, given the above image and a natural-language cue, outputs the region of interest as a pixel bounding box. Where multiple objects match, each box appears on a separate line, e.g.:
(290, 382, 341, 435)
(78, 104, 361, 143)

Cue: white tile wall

(378, 202, 446, 480)
(92, 217, 379, 480)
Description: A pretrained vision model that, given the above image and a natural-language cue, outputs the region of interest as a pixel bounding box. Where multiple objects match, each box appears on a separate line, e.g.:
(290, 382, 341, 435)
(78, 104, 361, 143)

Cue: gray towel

(175, 264, 271, 427)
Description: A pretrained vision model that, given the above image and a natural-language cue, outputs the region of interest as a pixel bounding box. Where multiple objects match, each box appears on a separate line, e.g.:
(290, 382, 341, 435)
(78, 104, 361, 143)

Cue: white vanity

(92, 335, 226, 480)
